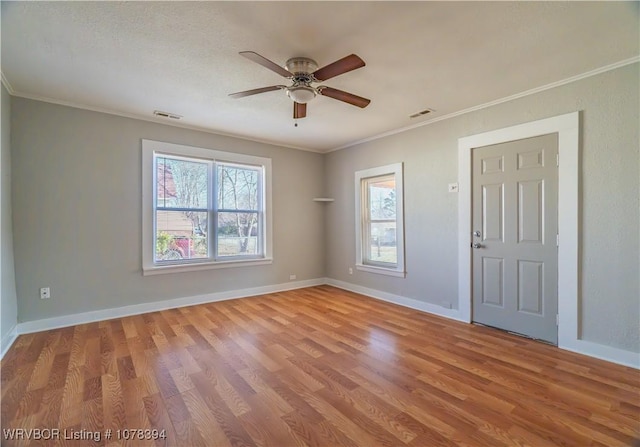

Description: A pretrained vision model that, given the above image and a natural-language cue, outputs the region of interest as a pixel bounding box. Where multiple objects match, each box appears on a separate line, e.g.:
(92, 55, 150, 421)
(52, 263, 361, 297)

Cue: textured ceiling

(2, 2, 639, 152)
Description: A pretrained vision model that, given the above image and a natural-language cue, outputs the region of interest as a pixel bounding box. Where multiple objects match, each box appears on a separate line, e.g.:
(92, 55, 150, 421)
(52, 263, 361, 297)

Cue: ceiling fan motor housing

(285, 57, 318, 78)
(285, 57, 319, 103)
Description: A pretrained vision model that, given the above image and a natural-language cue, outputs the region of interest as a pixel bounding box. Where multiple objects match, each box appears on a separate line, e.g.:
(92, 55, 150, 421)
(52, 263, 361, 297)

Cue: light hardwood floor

(1, 285, 639, 446)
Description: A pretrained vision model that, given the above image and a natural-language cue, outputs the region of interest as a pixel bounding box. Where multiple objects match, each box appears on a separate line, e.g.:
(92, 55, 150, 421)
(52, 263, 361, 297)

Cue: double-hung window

(355, 163, 405, 277)
(142, 140, 272, 275)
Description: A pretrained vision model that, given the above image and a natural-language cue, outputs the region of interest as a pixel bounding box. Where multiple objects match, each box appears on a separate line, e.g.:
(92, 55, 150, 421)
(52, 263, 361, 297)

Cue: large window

(355, 163, 405, 277)
(142, 140, 272, 275)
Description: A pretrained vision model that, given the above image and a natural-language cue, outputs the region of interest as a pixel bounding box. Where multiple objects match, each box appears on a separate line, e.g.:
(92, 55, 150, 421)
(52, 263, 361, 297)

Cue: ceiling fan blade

(319, 87, 371, 108)
(313, 54, 365, 81)
(229, 85, 283, 98)
(239, 51, 292, 78)
(293, 102, 307, 119)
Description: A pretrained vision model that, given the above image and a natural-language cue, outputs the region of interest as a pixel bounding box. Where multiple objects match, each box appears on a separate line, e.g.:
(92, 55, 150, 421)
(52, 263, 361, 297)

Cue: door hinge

(556, 314, 559, 326)
(556, 153, 559, 167)
(556, 234, 559, 247)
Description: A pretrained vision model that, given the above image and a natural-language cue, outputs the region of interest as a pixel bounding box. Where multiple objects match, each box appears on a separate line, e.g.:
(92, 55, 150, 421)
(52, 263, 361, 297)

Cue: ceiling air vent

(153, 110, 182, 120)
(409, 108, 435, 119)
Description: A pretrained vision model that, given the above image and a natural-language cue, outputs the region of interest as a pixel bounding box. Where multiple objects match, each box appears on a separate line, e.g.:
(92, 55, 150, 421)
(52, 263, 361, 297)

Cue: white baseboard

(560, 339, 640, 369)
(8, 276, 639, 370)
(326, 278, 639, 369)
(16, 278, 325, 335)
(1, 324, 18, 360)
(325, 278, 466, 322)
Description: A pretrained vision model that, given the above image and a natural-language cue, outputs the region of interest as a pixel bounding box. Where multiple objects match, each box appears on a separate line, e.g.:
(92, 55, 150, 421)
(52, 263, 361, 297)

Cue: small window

(355, 163, 405, 277)
(142, 140, 272, 275)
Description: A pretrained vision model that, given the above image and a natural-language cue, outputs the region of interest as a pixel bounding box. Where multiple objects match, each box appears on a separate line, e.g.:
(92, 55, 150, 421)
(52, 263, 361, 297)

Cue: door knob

(472, 243, 482, 249)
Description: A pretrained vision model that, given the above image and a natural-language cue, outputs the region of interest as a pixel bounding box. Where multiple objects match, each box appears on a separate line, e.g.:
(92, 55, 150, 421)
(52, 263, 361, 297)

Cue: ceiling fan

(229, 51, 371, 119)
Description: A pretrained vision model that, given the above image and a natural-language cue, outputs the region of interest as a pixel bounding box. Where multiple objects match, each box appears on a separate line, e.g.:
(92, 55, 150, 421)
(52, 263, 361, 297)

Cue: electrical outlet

(40, 287, 51, 299)
(348, 267, 353, 275)
(289, 274, 297, 280)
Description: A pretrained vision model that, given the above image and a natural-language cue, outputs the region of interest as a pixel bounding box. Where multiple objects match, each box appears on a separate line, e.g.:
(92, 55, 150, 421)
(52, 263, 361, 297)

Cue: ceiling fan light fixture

(287, 86, 316, 104)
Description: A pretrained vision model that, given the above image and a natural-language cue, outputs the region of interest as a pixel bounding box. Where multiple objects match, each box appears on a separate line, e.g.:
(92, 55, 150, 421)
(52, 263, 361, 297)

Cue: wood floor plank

(2, 285, 638, 447)
(27, 333, 60, 392)
(347, 385, 418, 443)
(81, 396, 104, 445)
(240, 393, 303, 447)
(140, 392, 178, 447)
(101, 373, 126, 435)
(57, 366, 84, 429)
(37, 386, 64, 430)
(236, 368, 294, 416)
(189, 373, 257, 447)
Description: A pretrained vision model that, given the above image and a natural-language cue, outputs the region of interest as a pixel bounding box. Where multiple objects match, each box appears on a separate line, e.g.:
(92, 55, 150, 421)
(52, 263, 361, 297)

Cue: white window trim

(355, 163, 405, 278)
(142, 139, 272, 276)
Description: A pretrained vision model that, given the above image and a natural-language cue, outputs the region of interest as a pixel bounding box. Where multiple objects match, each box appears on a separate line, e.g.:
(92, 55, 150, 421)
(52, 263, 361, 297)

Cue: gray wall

(1, 83, 18, 348)
(11, 99, 325, 322)
(324, 63, 639, 353)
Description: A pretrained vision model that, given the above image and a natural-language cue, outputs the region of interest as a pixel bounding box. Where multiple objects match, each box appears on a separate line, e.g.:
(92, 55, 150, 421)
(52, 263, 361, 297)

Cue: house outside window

(355, 163, 405, 277)
(142, 140, 272, 275)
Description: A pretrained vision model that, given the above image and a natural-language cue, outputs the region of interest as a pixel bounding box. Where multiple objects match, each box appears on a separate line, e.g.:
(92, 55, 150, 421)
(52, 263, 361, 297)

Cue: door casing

(458, 112, 579, 350)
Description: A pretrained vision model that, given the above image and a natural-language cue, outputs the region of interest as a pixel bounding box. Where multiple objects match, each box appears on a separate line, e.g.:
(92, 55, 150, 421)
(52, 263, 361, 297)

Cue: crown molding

(7, 90, 323, 153)
(328, 55, 640, 153)
(3, 56, 638, 154)
(1, 72, 15, 94)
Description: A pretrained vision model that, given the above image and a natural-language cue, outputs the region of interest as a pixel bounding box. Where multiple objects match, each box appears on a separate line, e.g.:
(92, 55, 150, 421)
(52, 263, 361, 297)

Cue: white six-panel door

(472, 133, 559, 344)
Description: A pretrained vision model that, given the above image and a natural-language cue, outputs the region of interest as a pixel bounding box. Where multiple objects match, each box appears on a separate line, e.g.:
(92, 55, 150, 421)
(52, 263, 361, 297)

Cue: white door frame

(458, 112, 638, 368)
(458, 112, 579, 349)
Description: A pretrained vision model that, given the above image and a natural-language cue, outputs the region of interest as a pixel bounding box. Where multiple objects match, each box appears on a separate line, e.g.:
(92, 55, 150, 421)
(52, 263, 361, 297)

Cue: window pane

(368, 176, 396, 220)
(157, 157, 208, 209)
(218, 164, 260, 211)
(217, 212, 259, 257)
(156, 211, 208, 261)
(368, 222, 397, 264)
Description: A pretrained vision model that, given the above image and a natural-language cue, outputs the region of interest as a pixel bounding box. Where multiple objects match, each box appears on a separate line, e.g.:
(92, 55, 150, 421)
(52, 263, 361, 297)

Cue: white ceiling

(2, 2, 638, 152)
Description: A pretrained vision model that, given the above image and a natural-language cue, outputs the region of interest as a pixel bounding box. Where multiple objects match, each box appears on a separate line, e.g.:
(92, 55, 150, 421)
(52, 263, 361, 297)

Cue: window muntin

(142, 140, 272, 275)
(355, 163, 405, 277)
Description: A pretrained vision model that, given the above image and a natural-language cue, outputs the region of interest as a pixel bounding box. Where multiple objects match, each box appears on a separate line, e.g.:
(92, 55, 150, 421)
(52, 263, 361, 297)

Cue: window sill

(143, 258, 273, 276)
(356, 264, 406, 278)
